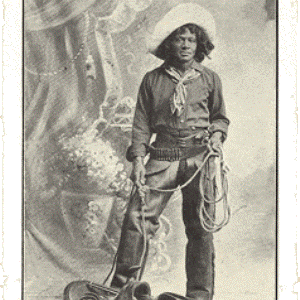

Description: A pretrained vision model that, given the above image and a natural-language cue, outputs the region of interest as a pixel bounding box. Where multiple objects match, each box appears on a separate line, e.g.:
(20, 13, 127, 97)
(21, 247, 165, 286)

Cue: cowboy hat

(147, 3, 216, 58)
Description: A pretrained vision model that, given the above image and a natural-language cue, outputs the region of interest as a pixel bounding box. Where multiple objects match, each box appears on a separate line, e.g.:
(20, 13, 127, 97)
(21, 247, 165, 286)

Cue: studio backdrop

(24, 0, 276, 299)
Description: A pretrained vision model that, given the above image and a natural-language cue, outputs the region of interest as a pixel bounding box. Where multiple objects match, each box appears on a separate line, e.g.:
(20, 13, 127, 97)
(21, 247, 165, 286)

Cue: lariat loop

(140, 144, 230, 233)
(198, 146, 230, 233)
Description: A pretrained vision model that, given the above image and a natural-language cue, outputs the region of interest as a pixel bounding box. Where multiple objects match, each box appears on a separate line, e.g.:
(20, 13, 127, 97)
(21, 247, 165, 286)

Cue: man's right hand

(132, 157, 147, 198)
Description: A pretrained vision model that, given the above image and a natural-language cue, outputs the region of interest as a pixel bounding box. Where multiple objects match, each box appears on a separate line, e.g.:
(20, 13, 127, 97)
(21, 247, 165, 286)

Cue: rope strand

(144, 144, 230, 233)
(102, 144, 230, 286)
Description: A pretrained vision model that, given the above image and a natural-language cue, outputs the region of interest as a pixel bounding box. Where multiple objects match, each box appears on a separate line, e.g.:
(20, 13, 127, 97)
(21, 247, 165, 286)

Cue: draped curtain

(24, 1, 176, 298)
(24, 2, 110, 295)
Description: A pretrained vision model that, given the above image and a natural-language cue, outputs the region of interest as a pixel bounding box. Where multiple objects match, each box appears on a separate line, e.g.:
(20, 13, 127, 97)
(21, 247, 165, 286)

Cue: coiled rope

(144, 144, 230, 233)
(198, 150, 231, 233)
(103, 144, 230, 285)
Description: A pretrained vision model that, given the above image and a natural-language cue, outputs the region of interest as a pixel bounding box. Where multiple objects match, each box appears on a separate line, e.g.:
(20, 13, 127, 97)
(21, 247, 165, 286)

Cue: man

(110, 4, 230, 300)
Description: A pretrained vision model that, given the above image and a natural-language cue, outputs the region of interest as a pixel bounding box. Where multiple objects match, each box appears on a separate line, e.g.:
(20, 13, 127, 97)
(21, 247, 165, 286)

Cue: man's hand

(132, 157, 147, 198)
(210, 131, 223, 152)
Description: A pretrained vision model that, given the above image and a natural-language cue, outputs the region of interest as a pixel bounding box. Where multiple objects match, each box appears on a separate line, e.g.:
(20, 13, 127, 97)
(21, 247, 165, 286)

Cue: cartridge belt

(148, 144, 208, 162)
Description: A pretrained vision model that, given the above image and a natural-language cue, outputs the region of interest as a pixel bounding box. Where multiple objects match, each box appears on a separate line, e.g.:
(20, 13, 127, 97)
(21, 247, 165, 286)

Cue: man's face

(170, 28, 197, 63)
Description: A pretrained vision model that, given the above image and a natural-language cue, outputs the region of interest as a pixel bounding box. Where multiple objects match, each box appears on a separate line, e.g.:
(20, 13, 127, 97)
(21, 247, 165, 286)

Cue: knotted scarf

(165, 66, 201, 116)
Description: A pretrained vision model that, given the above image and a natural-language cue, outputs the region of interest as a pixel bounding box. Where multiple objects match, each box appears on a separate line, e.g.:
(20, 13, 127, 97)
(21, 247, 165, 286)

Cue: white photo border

(1, 0, 299, 299)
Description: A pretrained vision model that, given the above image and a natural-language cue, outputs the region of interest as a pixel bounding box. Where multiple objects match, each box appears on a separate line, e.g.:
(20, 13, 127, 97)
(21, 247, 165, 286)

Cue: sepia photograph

(4, 0, 282, 299)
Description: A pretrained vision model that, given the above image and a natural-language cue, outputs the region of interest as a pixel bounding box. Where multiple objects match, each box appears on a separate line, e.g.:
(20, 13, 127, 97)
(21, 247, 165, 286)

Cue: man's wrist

(211, 131, 223, 140)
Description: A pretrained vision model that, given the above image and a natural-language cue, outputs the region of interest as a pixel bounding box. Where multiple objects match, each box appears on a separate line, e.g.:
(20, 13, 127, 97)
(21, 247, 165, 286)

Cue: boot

(110, 265, 142, 289)
(115, 280, 152, 300)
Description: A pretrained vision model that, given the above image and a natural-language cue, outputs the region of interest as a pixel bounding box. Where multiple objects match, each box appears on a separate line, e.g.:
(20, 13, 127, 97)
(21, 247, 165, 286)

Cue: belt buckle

(193, 135, 203, 145)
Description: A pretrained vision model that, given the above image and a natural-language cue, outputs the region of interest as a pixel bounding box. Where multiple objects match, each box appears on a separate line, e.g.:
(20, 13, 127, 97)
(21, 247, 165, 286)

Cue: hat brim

(147, 3, 216, 59)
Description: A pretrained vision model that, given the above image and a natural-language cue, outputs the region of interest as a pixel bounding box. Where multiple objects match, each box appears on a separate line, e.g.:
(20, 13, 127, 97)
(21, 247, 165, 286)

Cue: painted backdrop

(24, 0, 276, 299)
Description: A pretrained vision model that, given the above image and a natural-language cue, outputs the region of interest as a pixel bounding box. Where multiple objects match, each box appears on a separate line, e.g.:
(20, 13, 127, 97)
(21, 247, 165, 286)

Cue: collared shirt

(131, 61, 230, 158)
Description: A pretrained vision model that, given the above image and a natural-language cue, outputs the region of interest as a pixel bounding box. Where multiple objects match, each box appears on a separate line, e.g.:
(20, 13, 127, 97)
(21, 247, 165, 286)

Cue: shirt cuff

(209, 121, 229, 141)
(126, 144, 147, 162)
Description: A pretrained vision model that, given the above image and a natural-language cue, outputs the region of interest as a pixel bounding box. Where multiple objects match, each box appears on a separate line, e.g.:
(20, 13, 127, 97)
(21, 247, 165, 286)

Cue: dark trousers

(111, 154, 214, 300)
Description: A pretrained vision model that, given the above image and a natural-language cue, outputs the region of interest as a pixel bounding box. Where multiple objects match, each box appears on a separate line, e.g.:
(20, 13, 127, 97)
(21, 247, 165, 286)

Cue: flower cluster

(58, 124, 131, 194)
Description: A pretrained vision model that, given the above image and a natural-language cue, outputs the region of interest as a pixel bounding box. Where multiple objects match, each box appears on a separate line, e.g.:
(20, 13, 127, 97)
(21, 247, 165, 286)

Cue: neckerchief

(165, 65, 201, 116)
